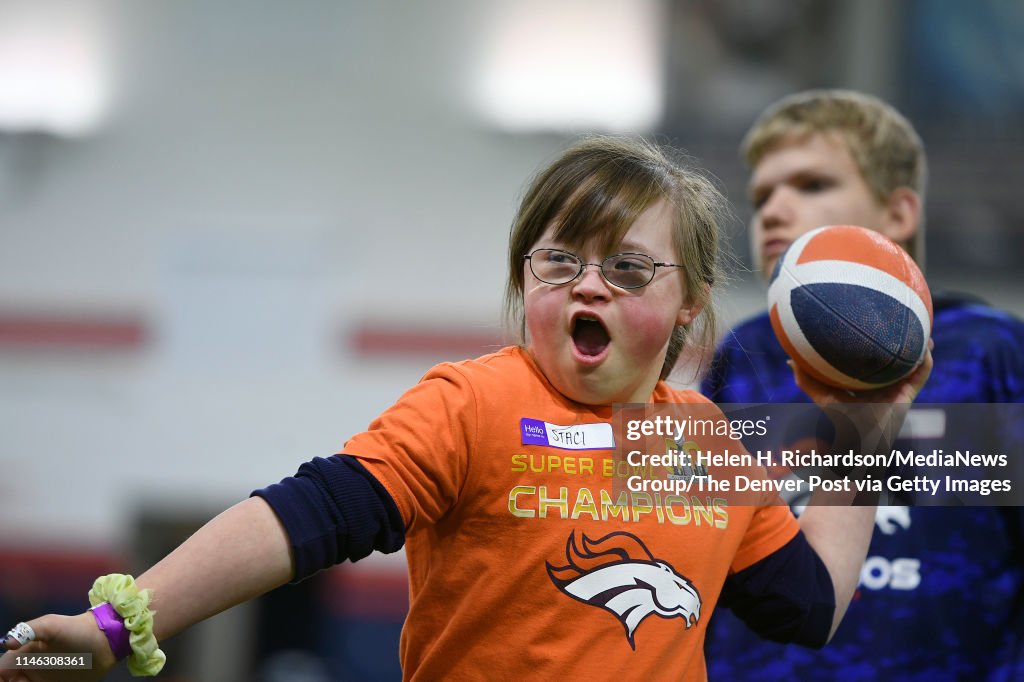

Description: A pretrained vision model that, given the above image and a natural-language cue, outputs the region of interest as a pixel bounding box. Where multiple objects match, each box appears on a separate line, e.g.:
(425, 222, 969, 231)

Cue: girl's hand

(0, 613, 117, 682)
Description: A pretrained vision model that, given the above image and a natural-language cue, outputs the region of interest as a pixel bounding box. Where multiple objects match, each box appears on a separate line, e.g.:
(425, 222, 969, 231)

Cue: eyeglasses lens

(530, 249, 655, 289)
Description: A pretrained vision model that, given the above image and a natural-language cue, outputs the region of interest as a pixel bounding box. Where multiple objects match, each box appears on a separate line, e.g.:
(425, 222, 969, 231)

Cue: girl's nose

(571, 264, 612, 301)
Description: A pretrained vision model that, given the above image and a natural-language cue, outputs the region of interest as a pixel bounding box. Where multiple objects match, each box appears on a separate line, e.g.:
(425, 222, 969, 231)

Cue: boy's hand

(792, 346, 933, 408)
(793, 346, 933, 499)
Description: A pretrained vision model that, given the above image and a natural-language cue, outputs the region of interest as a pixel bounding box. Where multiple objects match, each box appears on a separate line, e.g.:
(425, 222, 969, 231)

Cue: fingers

(908, 347, 934, 390)
(876, 347, 933, 405)
(1, 641, 41, 657)
(1, 618, 44, 679)
(789, 345, 935, 406)
(1, 620, 41, 681)
(787, 360, 849, 405)
(3, 617, 52, 652)
(2, 623, 35, 652)
(1, 664, 42, 682)
(0, 616, 99, 682)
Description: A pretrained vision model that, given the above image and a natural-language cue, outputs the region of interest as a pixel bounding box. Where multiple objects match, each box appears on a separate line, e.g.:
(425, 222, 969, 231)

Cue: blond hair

(504, 136, 727, 380)
(743, 89, 927, 263)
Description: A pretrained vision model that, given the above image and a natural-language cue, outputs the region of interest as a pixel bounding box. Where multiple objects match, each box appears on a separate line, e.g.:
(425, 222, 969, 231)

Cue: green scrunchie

(88, 574, 166, 677)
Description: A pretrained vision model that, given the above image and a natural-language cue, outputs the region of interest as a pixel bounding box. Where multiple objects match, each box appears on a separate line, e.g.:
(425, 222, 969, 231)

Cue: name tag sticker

(520, 418, 615, 450)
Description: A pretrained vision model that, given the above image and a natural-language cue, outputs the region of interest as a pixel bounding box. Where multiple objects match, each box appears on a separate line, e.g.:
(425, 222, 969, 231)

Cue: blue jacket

(702, 293, 1024, 681)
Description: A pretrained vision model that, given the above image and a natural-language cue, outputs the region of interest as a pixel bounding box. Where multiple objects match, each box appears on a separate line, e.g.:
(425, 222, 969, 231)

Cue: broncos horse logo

(546, 530, 702, 649)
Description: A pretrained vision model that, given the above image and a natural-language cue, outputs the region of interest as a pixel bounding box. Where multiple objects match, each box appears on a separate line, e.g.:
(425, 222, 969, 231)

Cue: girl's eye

(612, 256, 648, 271)
(546, 251, 577, 265)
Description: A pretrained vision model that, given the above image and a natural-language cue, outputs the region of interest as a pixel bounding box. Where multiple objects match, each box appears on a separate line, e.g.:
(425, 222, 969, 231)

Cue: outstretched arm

(2, 452, 404, 681)
(796, 349, 932, 641)
(137, 496, 293, 639)
(1, 497, 292, 681)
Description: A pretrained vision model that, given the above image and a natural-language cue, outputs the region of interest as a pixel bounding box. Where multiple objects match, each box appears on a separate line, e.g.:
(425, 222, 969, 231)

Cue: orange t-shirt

(346, 346, 799, 681)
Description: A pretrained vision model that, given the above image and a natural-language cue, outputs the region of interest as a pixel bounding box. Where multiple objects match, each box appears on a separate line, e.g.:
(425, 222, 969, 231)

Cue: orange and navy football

(767, 224, 933, 390)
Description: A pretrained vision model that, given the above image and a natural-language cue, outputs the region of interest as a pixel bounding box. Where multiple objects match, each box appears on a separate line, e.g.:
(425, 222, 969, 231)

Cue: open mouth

(572, 315, 611, 358)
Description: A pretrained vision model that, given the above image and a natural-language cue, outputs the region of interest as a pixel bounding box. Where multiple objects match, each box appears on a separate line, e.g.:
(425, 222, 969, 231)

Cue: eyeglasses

(524, 248, 684, 290)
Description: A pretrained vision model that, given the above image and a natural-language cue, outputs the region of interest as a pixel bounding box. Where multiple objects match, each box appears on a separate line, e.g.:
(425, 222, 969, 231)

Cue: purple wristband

(90, 603, 131, 661)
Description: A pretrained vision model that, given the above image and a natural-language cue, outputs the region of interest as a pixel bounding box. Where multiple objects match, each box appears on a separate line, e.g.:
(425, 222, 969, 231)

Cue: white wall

(0, 1, 572, 548)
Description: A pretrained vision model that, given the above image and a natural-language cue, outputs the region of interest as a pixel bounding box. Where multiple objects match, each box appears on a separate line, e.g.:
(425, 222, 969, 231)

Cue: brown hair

(742, 89, 927, 263)
(504, 136, 727, 380)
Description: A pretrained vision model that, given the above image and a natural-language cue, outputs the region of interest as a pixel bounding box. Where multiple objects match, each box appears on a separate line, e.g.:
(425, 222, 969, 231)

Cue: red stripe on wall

(0, 547, 126, 600)
(0, 314, 148, 350)
(350, 325, 507, 359)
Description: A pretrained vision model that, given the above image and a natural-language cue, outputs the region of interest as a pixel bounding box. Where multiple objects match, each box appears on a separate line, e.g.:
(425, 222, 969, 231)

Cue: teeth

(572, 314, 608, 338)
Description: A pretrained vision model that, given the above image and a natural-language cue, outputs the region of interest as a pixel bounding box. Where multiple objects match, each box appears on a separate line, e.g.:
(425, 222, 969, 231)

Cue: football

(767, 224, 933, 390)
